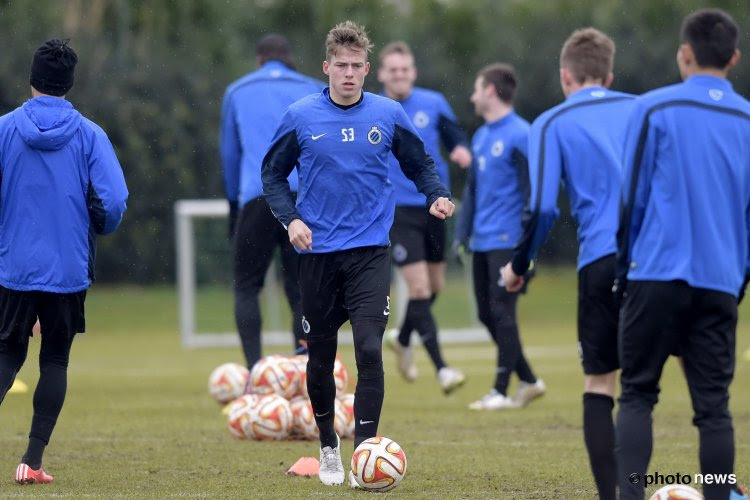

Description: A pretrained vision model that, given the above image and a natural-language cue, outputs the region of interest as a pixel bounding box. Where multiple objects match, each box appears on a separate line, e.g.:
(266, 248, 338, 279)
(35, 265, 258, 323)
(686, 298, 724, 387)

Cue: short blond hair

(378, 41, 412, 64)
(325, 20, 373, 61)
(560, 28, 615, 84)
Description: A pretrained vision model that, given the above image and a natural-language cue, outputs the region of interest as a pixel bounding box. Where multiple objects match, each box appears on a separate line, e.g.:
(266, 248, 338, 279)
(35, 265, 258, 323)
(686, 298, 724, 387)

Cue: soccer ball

(246, 394, 293, 440)
(289, 396, 318, 440)
(226, 394, 258, 439)
(291, 355, 308, 398)
(337, 393, 355, 438)
(248, 355, 299, 399)
(208, 363, 249, 405)
(649, 485, 704, 500)
(350, 436, 407, 492)
(333, 355, 349, 395)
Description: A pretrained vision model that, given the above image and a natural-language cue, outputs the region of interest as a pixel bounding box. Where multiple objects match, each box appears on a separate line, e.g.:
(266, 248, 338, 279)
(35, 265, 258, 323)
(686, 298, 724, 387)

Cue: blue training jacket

(617, 75, 750, 297)
(385, 87, 468, 206)
(511, 87, 635, 274)
(455, 111, 530, 252)
(262, 88, 450, 253)
(220, 61, 324, 207)
(0, 96, 128, 293)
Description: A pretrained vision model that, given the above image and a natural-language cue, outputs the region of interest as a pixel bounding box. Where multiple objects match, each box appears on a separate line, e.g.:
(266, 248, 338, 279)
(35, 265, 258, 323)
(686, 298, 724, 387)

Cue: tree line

(1, 0, 747, 283)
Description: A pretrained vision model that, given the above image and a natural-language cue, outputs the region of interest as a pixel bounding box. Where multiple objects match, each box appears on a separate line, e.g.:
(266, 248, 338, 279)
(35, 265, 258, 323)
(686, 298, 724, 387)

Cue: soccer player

(220, 34, 323, 368)
(454, 63, 544, 411)
(262, 21, 453, 487)
(378, 41, 470, 393)
(615, 9, 749, 500)
(0, 39, 128, 484)
(500, 29, 634, 500)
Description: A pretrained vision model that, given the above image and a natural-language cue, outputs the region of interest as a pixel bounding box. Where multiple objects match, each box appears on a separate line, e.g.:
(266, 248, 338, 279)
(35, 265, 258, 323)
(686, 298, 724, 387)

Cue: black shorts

(619, 280, 736, 426)
(0, 285, 86, 345)
(577, 254, 619, 374)
(234, 197, 299, 295)
(390, 206, 445, 267)
(298, 246, 391, 340)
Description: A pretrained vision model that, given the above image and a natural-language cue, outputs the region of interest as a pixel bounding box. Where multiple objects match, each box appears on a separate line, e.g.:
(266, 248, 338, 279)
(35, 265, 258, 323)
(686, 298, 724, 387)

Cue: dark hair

(560, 28, 615, 84)
(257, 33, 293, 67)
(478, 63, 517, 103)
(681, 8, 739, 69)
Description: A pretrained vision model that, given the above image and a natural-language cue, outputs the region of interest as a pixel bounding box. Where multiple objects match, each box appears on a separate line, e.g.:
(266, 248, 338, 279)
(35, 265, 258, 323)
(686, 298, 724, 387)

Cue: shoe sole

(516, 390, 545, 408)
(442, 377, 466, 395)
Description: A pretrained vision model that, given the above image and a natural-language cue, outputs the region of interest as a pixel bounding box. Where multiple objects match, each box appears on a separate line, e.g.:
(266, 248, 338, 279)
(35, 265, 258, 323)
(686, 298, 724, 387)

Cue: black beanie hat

(29, 39, 78, 96)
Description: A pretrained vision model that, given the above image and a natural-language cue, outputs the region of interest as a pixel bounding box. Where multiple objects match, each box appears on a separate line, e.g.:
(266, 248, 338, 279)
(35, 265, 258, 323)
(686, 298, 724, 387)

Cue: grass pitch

(1, 268, 749, 498)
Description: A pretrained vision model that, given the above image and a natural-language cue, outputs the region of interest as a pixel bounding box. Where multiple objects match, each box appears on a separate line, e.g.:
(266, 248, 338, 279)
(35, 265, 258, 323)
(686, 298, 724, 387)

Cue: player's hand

(288, 219, 312, 251)
(449, 145, 473, 169)
(501, 262, 524, 292)
(429, 197, 455, 220)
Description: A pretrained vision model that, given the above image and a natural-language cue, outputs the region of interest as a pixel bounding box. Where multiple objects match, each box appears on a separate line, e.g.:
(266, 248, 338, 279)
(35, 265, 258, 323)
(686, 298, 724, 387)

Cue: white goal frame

(175, 199, 485, 349)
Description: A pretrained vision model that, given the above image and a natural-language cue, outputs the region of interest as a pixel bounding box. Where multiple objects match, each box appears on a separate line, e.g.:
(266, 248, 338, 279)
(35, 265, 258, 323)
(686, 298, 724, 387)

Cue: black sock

(352, 321, 385, 446)
(306, 337, 338, 449)
(699, 427, 734, 500)
(616, 392, 654, 500)
(0, 346, 28, 404)
(515, 353, 537, 384)
(21, 437, 46, 470)
(583, 393, 616, 500)
(397, 315, 413, 347)
(406, 299, 446, 371)
(234, 287, 262, 368)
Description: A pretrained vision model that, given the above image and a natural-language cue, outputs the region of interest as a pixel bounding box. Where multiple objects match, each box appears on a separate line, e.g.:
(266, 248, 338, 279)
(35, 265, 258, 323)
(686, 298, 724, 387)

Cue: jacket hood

(13, 96, 82, 151)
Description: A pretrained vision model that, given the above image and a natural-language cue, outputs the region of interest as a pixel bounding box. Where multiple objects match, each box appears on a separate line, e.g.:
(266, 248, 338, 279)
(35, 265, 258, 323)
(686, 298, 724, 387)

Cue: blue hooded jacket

(0, 96, 128, 293)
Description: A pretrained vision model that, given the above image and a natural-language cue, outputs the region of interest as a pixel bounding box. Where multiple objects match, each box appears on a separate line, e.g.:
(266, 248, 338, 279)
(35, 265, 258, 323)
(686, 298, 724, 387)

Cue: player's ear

(726, 49, 741, 71)
(364, 61, 371, 75)
(603, 72, 614, 89)
(323, 60, 330, 76)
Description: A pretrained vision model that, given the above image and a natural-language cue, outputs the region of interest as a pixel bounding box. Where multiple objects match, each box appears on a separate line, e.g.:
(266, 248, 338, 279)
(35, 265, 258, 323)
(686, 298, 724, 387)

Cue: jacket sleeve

(87, 128, 128, 235)
(454, 148, 476, 245)
(261, 109, 302, 228)
(616, 100, 656, 289)
(392, 106, 451, 208)
(436, 95, 469, 151)
(219, 91, 241, 204)
(511, 118, 561, 275)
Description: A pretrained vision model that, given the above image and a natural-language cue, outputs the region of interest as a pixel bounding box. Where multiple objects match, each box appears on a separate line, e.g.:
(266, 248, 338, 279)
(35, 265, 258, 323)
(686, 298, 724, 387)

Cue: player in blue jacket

(454, 63, 544, 412)
(501, 29, 634, 500)
(0, 40, 128, 485)
(378, 41, 470, 394)
(615, 10, 749, 500)
(220, 34, 323, 368)
(262, 21, 453, 488)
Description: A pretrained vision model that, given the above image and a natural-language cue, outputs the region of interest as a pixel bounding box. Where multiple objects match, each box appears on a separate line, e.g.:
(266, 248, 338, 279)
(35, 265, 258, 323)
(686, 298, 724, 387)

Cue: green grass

(1, 268, 749, 498)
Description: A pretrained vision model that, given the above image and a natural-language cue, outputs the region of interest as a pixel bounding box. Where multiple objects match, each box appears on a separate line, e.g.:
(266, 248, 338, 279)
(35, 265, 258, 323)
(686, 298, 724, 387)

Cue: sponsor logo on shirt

(413, 111, 430, 128)
(590, 90, 606, 98)
(367, 126, 382, 145)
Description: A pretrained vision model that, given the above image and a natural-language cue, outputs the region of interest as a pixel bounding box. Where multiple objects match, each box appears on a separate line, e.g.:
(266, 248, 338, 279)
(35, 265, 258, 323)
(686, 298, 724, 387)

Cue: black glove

(228, 200, 239, 240)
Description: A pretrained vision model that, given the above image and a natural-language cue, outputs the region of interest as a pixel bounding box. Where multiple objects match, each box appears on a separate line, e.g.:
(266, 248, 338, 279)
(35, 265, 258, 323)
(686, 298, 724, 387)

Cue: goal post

(174, 199, 486, 349)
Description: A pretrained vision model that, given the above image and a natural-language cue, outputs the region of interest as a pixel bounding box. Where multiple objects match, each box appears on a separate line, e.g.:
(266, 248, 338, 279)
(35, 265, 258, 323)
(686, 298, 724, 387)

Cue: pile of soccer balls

(208, 355, 354, 441)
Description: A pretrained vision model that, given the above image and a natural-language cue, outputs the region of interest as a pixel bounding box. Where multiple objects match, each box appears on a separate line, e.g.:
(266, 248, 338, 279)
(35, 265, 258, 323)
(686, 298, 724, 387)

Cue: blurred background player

(615, 9, 749, 500)
(262, 21, 453, 487)
(501, 28, 634, 500)
(378, 41, 470, 393)
(220, 34, 323, 368)
(454, 63, 544, 411)
(0, 39, 128, 484)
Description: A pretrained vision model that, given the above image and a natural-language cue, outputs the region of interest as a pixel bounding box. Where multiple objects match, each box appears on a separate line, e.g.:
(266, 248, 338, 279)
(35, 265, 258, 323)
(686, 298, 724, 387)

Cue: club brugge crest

(367, 126, 382, 145)
(709, 89, 724, 101)
(491, 140, 504, 157)
(413, 111, 429, 128)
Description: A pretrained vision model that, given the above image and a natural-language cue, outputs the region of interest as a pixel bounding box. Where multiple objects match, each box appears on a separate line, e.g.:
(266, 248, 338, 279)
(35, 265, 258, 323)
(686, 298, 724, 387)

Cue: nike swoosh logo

(315, 411, 330, 418)
(311, 133, 326, 140)
(359, 420, 374, 425)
